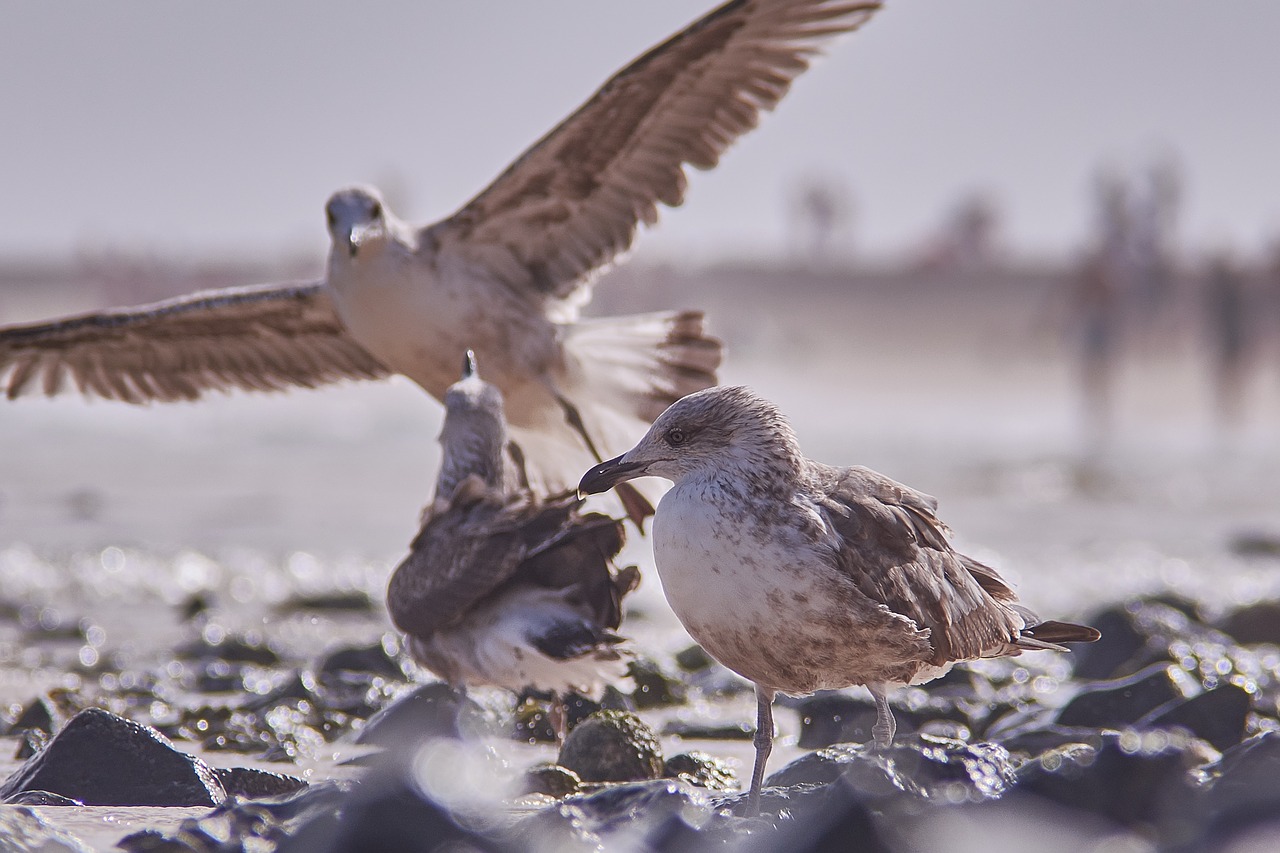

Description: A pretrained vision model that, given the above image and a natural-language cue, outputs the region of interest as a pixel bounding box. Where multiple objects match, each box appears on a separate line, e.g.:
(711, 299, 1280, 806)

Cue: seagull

(388, 352, 639, 738)
(578, 385, 1101, 813)
(0, 0, 884, 492)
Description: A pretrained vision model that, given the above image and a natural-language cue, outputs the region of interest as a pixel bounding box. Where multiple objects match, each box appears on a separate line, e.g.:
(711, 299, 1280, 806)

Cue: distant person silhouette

(1204, 254, 1250, 432)
(1074, 250, 1120, 447)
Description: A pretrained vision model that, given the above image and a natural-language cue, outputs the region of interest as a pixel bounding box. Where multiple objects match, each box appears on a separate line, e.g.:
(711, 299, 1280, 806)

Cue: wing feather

(0, 282, 389, 403)
(814, 464, 1025, 665)
(433, 0, 881, 305)
(386, 486, 628, 640)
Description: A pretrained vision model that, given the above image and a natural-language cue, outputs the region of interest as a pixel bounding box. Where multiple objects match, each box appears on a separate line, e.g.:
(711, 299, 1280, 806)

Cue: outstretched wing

(813, 464, 1026, 665)
(432, 0, 881, 305)
(0, 282, 389, 403)
(386, 487, 626, 639)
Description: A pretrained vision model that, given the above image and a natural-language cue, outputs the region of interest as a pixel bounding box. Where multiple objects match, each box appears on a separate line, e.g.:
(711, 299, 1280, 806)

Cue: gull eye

(326, 208, 337, 228)
(369, 201, 383, 219)
(666, 427, 687, 446)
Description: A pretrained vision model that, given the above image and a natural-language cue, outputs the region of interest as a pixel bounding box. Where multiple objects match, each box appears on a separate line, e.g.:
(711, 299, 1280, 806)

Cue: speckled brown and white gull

(0, 0, 885, 492)
(388, 354, 638, 705)
(578, 385, 1100, 811)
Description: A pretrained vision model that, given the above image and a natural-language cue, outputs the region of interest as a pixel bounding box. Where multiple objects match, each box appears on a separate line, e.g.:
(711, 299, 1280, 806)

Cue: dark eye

(666, 427, 687, 446)
(369, 201, 383, 219)
(326, 208, 337, 228)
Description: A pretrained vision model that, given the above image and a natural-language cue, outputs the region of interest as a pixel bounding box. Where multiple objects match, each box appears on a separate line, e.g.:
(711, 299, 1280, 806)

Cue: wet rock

(527, 779, 712, 848)
(0, 708, 226, 806)
(522, 764, 582, 798)
(4, 790, 82, 806)
(0, 805, 93, 851)
(317, 639, 406, 682)
(355, 682, 491, 747)
(277, 767, 507, 853)
(1015, 730, 1210, 829)
(1229, 532, 1280, 560)
(1069, 604, 1153, 680)
(1201, 731, 1280, 816)
(1138, 682, 1253, 752)
(214, 767, 308, 799)
(674, 644, 715, 672)
(511, 693, 609, 743)
(1219, 600, 1280, 646)
(1056, 663, 1192, 728)
(14, 728, 49, 760)
(795, 694, 923, 749)
(662, 751, 737, 792)
(661, 719, 754, 741)
(275, 590, 376, 614)
(5, 695, 62, 737)
(176, 632, 280, 666)
(998, 724, 1105, 757)
(558, 710, 664, 783)
(627, 657, 687, 709)
(176, 592, 213, 623)
(767, 735, 1015, 802)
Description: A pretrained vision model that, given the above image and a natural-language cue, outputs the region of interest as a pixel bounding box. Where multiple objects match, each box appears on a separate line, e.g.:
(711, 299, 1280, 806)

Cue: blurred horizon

(2, 1, 1280, 267)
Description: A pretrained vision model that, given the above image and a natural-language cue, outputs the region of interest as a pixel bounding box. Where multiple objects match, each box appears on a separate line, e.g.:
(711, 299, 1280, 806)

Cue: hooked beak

(578, 453, 650, 498)
(346, 222, 377, 258)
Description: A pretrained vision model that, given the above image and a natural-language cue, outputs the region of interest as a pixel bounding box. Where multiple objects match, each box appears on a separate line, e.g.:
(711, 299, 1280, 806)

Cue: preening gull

(579, 385, 1101, 812)
(0, 0, 884, 491)
(388, 353, 639, 736)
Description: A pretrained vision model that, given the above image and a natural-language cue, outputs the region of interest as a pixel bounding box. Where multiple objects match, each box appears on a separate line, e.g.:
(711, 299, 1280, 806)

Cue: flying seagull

(0, 0, 883, 491)
(579, 385, 1101, 813)
(388, 353, 639, 737)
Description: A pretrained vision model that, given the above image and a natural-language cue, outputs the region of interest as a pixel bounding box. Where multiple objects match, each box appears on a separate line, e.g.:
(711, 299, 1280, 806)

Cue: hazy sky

(3, 1, 1278, 265)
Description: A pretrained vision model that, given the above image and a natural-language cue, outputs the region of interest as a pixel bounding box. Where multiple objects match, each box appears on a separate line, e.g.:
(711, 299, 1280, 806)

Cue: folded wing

(0, 282, 388, 403)
(813, 464, 1027, 665)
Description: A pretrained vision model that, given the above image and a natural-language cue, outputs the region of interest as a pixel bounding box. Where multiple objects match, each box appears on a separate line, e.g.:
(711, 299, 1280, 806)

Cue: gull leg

(868, 684, 896, 747)
(554, 392, 605, 462)
(555, 390, 655, 527)
(748, 684, 776, 816)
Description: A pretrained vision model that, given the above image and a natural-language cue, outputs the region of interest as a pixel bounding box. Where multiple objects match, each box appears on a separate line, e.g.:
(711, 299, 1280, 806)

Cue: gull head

(436, 351, 511, 496)
(578, 386, 802, 495)
(325, 185, 391, 259)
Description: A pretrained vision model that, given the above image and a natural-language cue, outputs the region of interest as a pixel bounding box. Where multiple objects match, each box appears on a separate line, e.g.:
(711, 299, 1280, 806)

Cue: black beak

(461, 350, 477, 379)
(347, 237, 359, 258)
(578, 454, 649, 497)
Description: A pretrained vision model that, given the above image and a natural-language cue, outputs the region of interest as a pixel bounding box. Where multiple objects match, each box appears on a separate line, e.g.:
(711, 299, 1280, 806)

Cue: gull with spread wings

(388, 353, 639, 738)
(0, 0, 882, 491)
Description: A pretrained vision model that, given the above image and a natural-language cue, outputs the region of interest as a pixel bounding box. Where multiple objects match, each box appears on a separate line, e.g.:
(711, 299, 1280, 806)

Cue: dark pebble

(176, 633, 280, 666)
(0, 708, 226, 806)
(5, 695, 62, 737)
(521, 764, 582, 798)
(767, 735, 1015, 803)
(317, 639, 406, 681)
(627, 657, 687, 709)
(214, 767, 308, 800)
(1015, 730, 1209, 829)
(1219, 600, 1280, 645)
(1138, 682, 1253, 752)
(661, 719, 754, 741)
(1229, 532, 1280, 559)
(1056, 663, 1191, 728)
(274, 591, 376, 613)
(4, 789, 82, 806)
(674, 644, 715, 673)
(662, 751, 737, 792)
(558, 710, 664, 783)
(355, 682, 492, 747)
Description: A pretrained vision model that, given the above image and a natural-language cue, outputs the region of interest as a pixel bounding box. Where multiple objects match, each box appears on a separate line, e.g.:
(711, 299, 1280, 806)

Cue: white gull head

(324, 185, 396, 259)
(578, 385, 803, 494)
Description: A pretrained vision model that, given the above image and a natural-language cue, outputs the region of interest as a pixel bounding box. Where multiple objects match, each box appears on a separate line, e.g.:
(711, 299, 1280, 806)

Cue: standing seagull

(0, 0, 883, 491)
(579, 386, 1100, 812)
(388, 353, 639, 732)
